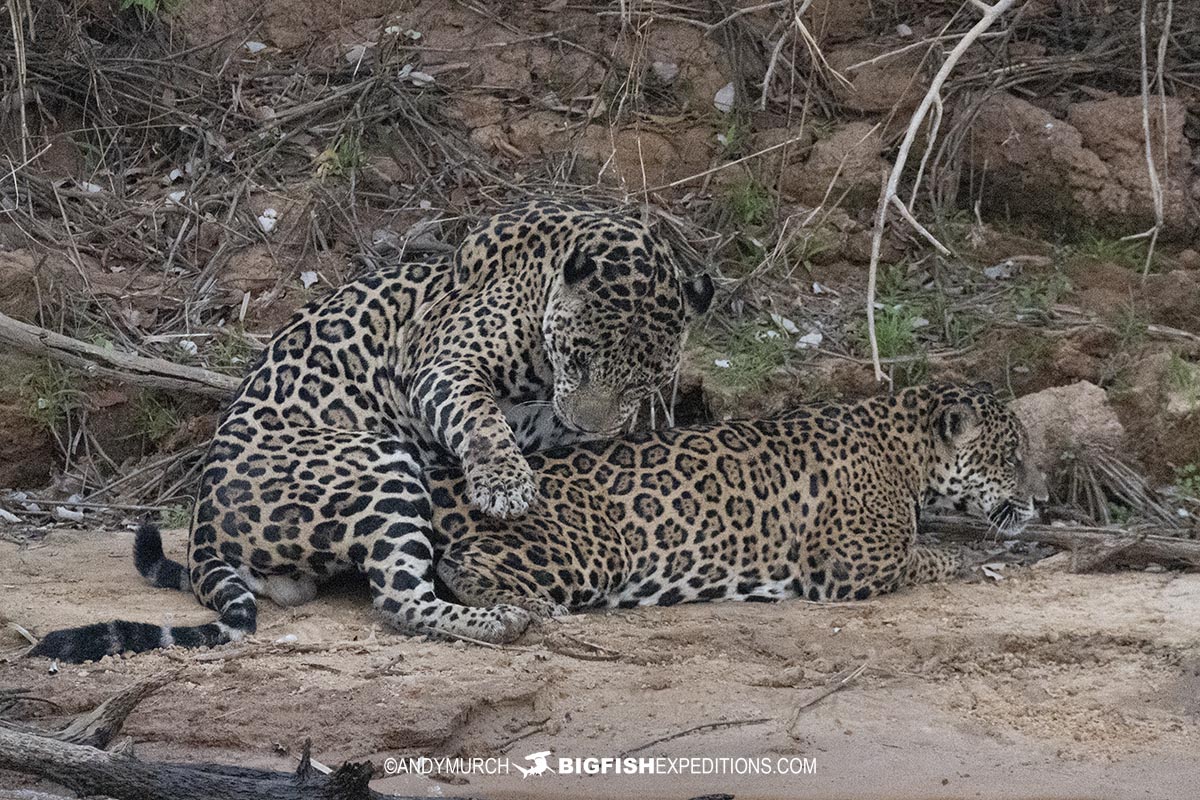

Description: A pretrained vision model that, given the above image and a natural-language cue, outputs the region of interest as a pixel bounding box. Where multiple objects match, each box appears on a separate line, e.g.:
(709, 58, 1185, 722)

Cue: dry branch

(0, 673, 175, 748)
(0, 677, 448, 800)
(923, 515, 1200, 570)
(865, 0, 1020, 382)
(0, 731, 437, 800)
(0, 310, 239, 398)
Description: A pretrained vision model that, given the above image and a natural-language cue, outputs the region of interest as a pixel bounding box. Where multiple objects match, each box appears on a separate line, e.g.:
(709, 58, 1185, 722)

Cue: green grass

(786, 226, 837, 274)
(1111, 304, 1148, 349)
(717, 116, 752, 160)
(1175, 464, 1200, 499)
(315, 133, 364, 179)
(699, 320, 792, 391)
(727, 178, 772, 228)
(1074, 234, 1148, 270)
(120, 0, 183, 11)
(161, 504, 193, 529)
(210, 326, 256, 376)
(20, 361, 84, 433)
(135, 392, 182, 443)
(1012, 272, 1070, 317)
(1166, 351, 1200, 408)
(859, 306, 920, 360)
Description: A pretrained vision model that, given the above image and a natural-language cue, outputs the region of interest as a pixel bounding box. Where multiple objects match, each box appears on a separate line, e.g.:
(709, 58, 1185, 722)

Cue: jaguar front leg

(410, 361, 537, 519)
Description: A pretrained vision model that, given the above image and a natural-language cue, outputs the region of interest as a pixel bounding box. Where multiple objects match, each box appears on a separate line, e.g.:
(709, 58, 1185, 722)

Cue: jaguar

(428, 382, 1048, 614)
(30, 199, 714, 662)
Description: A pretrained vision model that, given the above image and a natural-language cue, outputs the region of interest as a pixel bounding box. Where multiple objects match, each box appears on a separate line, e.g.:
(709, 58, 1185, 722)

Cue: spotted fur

(29, 199, 713, 662)
(428, 383, 1048, 615)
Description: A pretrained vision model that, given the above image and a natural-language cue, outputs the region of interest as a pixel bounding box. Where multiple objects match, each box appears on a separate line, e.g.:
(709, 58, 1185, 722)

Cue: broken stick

(0, 730, 441, 800)
(0, 309, 239, 398)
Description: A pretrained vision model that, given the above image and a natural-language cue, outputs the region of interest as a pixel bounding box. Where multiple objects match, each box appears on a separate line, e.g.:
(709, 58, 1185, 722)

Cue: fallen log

(923, 515, 1200, 570)
(0, 673, 174, 748)
(0, 678, 459, 800)
(0, 731, 439, 800)
(0, 309, 240, 398)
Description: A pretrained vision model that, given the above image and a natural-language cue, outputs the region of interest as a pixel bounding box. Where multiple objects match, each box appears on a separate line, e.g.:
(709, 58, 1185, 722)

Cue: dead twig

(619, 717, 772, 757)
(787, 661, 868, 737)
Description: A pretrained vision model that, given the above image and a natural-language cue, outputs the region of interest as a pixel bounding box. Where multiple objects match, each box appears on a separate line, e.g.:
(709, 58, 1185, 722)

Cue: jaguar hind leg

(436, 542, 572, 620)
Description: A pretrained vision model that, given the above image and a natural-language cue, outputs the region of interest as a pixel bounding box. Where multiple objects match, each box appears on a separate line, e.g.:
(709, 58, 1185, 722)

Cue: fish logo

(515, 751, 555, 778)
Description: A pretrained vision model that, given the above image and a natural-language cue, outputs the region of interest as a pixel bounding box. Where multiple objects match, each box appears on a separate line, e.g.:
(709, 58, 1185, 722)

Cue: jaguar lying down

(429, 382, 1048, 614)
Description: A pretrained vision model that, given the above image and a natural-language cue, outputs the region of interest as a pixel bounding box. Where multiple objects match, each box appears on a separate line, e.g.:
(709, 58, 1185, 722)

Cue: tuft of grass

(120, 0, 183, 12)
(20, 361, 84, 433)
(1175, 464, 1200, 499)
(161, 503, 193, 529)
(857, 306, 920, 360)
(717, 116, 752, 160)
(1166, 351, 1200, 409)
(210, 326, 256, 376)
(135, 392, 182, 443)
(1012, 272, 1070, 317)
(315, 133, 364, 179)
(700, 320, 792, 391)
(727, 178, 772, 228)
(1111, 304, 1148, 349)
(786, 226, 837, 273)
(1075, 234, 1149, 270)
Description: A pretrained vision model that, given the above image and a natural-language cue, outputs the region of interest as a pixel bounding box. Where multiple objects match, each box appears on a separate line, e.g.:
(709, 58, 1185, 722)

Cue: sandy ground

(1, 526, 1199, 800)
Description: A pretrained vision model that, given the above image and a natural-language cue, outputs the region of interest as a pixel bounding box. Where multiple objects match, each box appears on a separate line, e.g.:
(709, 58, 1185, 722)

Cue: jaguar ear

(682, 274, 715, 314)
(972, 380, 995, 394)
(563, 247, 597, 287)
(935, 401, 980, 444)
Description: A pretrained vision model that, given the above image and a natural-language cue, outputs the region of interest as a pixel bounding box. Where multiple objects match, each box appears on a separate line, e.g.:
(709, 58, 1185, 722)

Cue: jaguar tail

(27, 524, 256, 663)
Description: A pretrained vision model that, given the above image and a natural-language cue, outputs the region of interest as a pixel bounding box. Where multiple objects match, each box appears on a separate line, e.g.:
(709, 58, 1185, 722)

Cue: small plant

(786, 227, 837, 274)
(120, 0, 182, 12)
(210, 326, 256, 376)
(1013, 273, 1070, 317)
(700, 320, 792, 391)
(727, 178, 772, 228)
(315, 133, 364, 178)
(1165, 351, 1200, 405)
(161, 504, 193, 529)
(1111, 304, 1148, 349)
(1107, 503, 1134, 525)
(1075, 234, 1148, 270)
(20, 361, 84, 433)
(1175, 463, 1200, 499)
(857, 305, 920, 360)
(135, 392, 182, 443)
(717, 116, 752, 159)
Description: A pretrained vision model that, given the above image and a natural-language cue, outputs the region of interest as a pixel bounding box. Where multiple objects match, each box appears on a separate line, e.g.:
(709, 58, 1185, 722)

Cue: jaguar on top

(30, 198, 714, 663)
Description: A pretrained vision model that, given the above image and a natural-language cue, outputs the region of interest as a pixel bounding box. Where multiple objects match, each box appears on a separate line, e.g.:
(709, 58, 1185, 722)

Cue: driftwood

(0, 677, 454, 800)
(0, 674, 175, 748)
(924, 514, 1200, 571)
(0, 309, 239, 398)
(0, 732, 436, 800)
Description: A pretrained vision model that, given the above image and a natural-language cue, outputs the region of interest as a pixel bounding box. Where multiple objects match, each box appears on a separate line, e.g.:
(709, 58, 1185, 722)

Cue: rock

(1067, 95, 1194, 234)
(1010, 381, 1124, 474)
(965, 93, 1197, 238)
(1177, 249, 1200, 270)
(786, 122, 885, 206)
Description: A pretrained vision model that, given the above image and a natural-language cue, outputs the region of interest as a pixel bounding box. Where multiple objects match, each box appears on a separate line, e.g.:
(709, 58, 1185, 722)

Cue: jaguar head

(542, 231, 713, 437)
(924, 383, 1049, 531)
